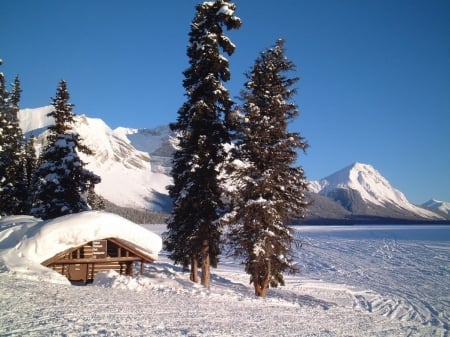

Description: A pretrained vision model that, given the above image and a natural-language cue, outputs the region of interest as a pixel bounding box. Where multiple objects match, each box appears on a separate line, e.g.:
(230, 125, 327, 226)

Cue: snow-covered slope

(18, 106, 54, 134)
(422, 199, 450, 215)
(1, 220, 449, 336)
(19, 107, 174, 211)
(310, 162, 443, 220)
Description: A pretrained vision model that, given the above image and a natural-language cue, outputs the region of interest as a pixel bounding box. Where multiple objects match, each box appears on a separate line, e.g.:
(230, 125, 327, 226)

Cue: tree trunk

(200, 239, 210, 287)
(253, 260, 271, 297)
(190, 255, 199, 283)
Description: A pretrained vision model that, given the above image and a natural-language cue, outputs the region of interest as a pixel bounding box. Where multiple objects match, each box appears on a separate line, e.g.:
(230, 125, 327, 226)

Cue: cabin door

(68, 263, 88, 282)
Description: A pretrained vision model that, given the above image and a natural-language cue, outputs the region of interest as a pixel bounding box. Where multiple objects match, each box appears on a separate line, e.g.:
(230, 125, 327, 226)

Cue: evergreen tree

(0, 63, 7, 110)
(10, 76, 21, 114)
(20, 134, 38, 214)
(31, 80, 100, 220)
(24, 135, 37, 188)
(87, 185, 106, 210)
(224, 40, 309, 297)
(164, 0, 241, 286)
(0, 70, 9, 214)
(0, 66, 26, 215)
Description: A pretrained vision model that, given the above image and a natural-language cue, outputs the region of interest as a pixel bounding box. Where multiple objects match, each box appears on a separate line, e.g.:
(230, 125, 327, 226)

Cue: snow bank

(93, 270, 157, 291)
(0, 211, 162, 284)
(93, 269, 184, 292)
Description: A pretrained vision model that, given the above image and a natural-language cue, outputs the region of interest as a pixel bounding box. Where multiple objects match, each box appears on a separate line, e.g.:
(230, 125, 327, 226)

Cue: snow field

(294, 226, 450, 332)
(0, 223, 449, 336)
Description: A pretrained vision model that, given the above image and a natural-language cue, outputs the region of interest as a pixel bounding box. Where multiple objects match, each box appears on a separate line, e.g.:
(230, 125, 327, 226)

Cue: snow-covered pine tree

(21, 134, 38, 214)
(224, 39, 309, 297)
(31, 80, 100, 220)
(10, 76, 21, 110)
(87, 185, 106, 210)
(0, 68, 26, 215)
(164, 0, 241, 286)
(0, 69, 10, 215)
(0, 64, 7, 110)
(8, 76, 31, 214)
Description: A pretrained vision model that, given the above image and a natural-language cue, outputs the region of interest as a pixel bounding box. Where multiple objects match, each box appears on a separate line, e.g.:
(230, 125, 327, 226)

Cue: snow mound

(0, 211, 162, 284)
(93, 269, 185, 293)
(93, 270, 157, 291)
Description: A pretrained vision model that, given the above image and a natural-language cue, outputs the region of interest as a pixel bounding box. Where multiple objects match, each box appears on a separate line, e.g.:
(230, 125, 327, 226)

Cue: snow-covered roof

(0, 211, 162, 284)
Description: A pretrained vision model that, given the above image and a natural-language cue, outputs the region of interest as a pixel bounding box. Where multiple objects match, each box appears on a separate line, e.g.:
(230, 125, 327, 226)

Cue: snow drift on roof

(0, 211, 162, 284)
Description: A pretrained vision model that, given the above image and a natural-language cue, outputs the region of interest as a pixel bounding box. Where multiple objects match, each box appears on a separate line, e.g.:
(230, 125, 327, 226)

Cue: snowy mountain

(422, 199, 450, 215)
(309, 162, 445, 221)
(18, 107, 446, 222)
(19, 106, 174, 212)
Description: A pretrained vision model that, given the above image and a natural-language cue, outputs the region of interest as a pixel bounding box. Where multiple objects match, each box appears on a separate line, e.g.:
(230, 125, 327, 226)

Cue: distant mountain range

(19, 107, 449, 224)
(307, 163, 448, 224)
(422, 199, 450, 216)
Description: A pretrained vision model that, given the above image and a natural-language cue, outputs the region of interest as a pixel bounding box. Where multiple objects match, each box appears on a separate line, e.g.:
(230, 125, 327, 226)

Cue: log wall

(44, 239, 148, 283)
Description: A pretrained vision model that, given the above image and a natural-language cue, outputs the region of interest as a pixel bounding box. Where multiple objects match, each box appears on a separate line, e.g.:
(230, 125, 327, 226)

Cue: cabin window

(71, 248, 84, 259)
(107, 241, 120, 257)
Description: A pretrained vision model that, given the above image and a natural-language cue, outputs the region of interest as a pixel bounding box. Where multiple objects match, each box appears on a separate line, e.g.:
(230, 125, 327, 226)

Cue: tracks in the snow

(294, 226, 450, 334)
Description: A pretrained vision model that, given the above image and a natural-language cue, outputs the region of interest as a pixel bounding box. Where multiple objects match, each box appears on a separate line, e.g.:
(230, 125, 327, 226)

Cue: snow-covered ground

(1, 220, 449, 337)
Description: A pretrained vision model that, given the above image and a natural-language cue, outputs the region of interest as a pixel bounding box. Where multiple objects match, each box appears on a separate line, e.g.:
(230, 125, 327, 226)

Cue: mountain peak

(343, 162, 378, 175)
(311, 163, 444, 220)
(349, 161, 371, 169)
(327, 162, 378, 185)
(422, 199, 450, 215)
(321, 162, 389, 203)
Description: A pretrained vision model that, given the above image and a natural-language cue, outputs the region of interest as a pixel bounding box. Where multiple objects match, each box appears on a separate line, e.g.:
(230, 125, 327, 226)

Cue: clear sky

(2, 0, 450, 204)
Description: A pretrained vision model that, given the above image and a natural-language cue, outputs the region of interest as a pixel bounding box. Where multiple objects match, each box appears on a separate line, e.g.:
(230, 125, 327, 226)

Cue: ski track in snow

(1, 225, 449, 337)
(294, 226, 450, 336)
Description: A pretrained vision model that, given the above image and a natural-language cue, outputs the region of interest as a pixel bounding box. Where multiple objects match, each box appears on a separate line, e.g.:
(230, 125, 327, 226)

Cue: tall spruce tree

(31, 80, 100, 220)
(164, 0, 241, 286)
(21, 134, 38, 214)
(0, 66, 26, 215)
(10, 76, 21, 110)
(224, 39, 309, 297)
(0, 68, 10, 215)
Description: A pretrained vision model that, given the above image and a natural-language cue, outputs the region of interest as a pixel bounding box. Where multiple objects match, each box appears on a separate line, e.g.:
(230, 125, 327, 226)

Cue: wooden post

(89, 263, 95, 283)
(140, 260, 144, 275)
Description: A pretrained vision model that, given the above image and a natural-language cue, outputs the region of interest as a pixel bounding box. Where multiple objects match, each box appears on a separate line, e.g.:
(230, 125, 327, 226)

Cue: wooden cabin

(41, 238, 156, 283)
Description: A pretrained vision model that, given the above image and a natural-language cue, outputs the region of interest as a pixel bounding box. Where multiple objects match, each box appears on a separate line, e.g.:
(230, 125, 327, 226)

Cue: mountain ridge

(18, 107, 448, 223)
(308, 162, 443, 221)
(422, 199, 450, 216)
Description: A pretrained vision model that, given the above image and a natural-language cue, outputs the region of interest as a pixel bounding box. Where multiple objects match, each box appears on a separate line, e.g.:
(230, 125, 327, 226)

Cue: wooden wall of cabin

(47, 240, 135, 282)
(48, 261, 134, 283)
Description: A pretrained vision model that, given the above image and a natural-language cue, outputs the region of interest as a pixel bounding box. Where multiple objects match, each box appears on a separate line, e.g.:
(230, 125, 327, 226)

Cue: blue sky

(2, 0, 449, 204)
